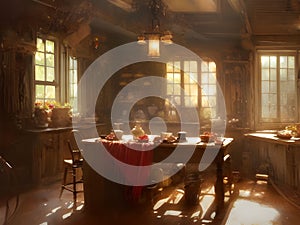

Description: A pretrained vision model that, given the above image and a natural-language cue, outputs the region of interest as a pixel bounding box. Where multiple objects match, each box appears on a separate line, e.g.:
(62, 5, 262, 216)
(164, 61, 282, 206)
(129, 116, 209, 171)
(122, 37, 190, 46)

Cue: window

(69, 57, 78, 112)
(166, 60, 198, 107)
(34, 37, 56, 104)
(259, 53, 297, 123)
(166, 60, 217, 118)
(200, 61, 217, 118)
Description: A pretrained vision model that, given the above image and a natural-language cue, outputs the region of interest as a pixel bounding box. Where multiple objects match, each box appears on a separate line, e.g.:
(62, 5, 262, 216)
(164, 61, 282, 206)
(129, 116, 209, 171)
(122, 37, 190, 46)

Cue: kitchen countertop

(245, 132, 300, 146)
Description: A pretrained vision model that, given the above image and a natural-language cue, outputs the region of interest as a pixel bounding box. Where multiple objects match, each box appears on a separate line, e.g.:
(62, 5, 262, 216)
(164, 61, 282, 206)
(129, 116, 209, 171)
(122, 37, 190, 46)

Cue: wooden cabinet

(25, 128, 72, 185)
(244, 133, 300, 193)
(24, 124, 106, 186)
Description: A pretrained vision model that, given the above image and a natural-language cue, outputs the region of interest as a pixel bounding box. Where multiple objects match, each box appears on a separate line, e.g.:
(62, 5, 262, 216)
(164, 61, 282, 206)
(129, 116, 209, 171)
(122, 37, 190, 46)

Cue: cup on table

(114, 130, 124, 140)
(215, 136, 224, 144)
(177, 131, 187, 142)
(161, 132, 173, 140)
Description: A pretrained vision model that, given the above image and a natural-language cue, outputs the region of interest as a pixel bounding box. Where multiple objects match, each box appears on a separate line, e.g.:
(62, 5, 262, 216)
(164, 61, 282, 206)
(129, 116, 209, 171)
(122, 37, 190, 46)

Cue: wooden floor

(1, 176, 300, 225)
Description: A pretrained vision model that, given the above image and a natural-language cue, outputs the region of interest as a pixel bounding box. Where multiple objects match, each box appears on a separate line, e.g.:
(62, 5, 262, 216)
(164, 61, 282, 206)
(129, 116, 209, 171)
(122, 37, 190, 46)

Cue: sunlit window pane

(35, 65, 45, 81)
(173, 85, 181, 95)
(47, 67, 55, 82)
(270, 56, 276, 68)
(190, 61, 197, 72)
(45, 85, 55, 99)
(173, 61, 181, 72)
(189, 72, 198, 82)
(208, 74, 216, 83)
(269, 81, 276, 93)
(166, 63, 174, 72)
(46, 40, 55, 53)
(280, 56, 287, 68)
(173, 73, 181, 83)
(35, 52, 45, 65)
(190, 85, 198, 95)
(167, 84, 173, 95)
(166, 73, 174, 82)
(261, 69, 269, 80)
(208, 85, 216, 95)
(201, 73, 209, 84)
(288, 56, 294, 68)
(36, 85, 45, 99)
(280, 69, 287, 80)
(269, 69, 276, 81)
(46, 53, 54, 67)
(184, 84, 191, 94)
(36, 38, 44, 52)
(184, 74, 191, 83)
(201, 61, 209, 72)
(69, 57, 78, 112)
(261, 56, 269, 68)
(288, 69, 295, 80)
(202, 85, 209, 95)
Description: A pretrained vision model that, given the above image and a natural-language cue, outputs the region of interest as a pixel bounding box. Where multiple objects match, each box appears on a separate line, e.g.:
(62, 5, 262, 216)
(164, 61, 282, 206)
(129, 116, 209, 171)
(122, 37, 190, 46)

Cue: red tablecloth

(101, 140, 154, 201)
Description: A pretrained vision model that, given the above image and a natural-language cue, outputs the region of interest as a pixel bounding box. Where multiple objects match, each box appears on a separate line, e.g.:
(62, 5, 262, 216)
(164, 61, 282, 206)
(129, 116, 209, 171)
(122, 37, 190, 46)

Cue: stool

(59, 131, 84, 203)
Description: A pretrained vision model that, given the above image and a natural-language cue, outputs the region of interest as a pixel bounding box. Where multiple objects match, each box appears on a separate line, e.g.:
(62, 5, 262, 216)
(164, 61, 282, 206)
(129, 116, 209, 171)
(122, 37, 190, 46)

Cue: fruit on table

(285, 124, 300, 137)
(106, 132, 117, 140)
(138, 134, 149, 140)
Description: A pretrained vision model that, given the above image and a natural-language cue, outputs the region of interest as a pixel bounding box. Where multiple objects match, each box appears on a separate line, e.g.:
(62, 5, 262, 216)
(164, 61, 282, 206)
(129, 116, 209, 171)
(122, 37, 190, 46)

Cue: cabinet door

(31, 131, 68, 185)
(40, 133, 61, 183)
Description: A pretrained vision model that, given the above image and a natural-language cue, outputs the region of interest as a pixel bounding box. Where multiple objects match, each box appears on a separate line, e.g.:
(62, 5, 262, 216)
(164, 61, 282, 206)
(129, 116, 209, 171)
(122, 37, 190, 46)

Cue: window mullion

(276, 56, 280, 121)
(180, 61, 185, 107)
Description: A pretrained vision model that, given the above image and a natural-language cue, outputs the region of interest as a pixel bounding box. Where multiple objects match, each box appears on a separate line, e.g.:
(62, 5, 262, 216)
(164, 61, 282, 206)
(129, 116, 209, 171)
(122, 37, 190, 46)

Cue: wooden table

(81, 135, 233, 214)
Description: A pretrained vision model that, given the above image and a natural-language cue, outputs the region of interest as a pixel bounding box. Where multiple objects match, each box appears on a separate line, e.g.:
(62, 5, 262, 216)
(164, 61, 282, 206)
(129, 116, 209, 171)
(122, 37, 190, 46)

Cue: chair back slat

(67, 130, 83, 165)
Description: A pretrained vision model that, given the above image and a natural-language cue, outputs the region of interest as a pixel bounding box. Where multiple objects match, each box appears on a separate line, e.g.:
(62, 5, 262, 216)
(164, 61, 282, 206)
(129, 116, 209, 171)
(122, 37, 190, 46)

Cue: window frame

(199, 60, 217, 119)
(68, 56, 79, 113)
(166, 60, 199, 107)
(34, 36, 59, 105)
(165, 59, 218, 119)
(256, 50, 299, 128)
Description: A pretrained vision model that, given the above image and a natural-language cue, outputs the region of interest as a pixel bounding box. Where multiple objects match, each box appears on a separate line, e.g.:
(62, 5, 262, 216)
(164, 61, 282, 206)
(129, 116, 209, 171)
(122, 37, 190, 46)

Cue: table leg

(214, 151, 224, 214)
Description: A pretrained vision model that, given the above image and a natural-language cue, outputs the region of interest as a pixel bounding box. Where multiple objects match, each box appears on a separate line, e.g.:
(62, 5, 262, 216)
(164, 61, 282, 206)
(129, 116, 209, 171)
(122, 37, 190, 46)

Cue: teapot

(131, 123, 145, 140)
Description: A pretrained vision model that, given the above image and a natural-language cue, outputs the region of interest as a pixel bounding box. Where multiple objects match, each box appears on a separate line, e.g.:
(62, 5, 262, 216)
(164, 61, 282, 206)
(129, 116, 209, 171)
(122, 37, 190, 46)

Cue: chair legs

(59, 165, 83, 203)
(59, 167, 68, 199)
(72, 168, 77, 202)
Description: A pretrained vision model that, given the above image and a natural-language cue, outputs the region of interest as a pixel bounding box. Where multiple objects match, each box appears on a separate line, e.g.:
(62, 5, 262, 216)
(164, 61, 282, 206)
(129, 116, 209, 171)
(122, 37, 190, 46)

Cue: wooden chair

(59, 130, 84, 203)
(0, 155, 19, 225)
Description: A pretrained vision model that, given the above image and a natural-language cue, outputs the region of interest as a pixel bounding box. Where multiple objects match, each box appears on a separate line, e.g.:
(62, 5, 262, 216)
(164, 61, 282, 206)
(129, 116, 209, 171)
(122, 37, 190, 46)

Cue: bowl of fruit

(276, 130, 292, 139)
(200, 132, 215, 143)
(138, 134, 149, 143)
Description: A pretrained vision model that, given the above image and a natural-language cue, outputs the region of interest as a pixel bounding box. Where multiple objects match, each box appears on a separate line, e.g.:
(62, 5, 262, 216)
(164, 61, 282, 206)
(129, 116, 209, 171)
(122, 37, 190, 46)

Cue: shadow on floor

(1, 177, 300, 225)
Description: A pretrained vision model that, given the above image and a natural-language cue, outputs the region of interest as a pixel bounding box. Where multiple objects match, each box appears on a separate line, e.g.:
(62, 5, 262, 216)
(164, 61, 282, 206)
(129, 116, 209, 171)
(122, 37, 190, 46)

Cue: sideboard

(244, 132, 300, 193)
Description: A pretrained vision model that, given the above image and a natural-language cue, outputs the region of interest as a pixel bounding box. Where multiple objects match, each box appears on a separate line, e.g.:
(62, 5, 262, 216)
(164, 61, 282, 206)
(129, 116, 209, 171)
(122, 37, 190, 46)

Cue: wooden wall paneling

(223, 60, 250, 128)
(0, 50, 33, 117)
